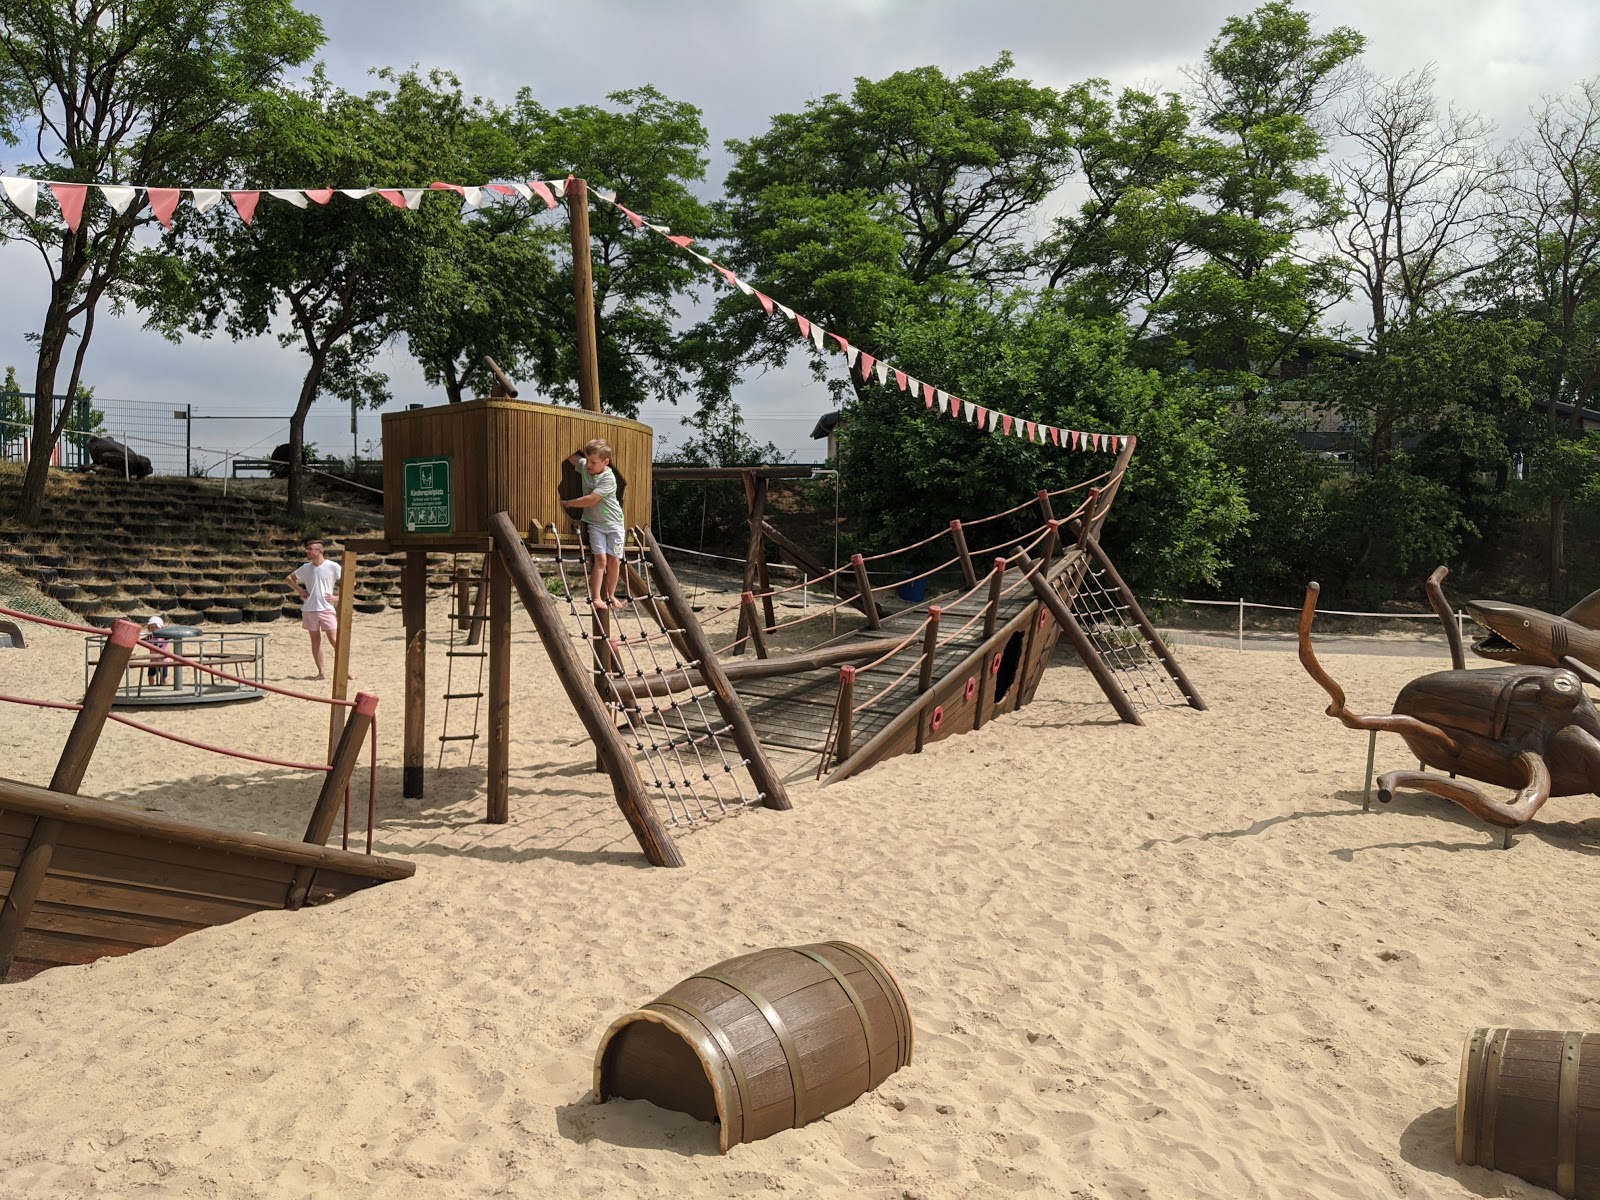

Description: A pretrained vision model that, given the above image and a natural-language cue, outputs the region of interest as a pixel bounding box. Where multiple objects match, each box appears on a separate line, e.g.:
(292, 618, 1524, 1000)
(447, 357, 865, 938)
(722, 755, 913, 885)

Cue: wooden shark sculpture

(1424, 566, 1600, 687)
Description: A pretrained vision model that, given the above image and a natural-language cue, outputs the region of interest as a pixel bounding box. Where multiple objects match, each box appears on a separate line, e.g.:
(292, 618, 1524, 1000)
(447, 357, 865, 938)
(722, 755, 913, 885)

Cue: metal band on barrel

(694, 970, 809, 1128)
(1479, 1027, 1508, 1171)
(1557, 1030, 1583, 1197)
(827, 941, 912, 1067)
(792, 945, 877, 1086)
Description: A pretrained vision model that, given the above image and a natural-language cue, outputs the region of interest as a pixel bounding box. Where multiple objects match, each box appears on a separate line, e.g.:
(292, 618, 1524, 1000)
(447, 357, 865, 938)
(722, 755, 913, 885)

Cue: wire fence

(1163, 596, 1466, 651)
(0, 392, 373, 480)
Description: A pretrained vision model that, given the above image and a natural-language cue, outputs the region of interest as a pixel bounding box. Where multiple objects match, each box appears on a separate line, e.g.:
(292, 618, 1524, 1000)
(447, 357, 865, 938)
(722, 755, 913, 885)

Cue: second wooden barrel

(594, 941, 913, 1152)
(1458, 1027, 1600, 1197)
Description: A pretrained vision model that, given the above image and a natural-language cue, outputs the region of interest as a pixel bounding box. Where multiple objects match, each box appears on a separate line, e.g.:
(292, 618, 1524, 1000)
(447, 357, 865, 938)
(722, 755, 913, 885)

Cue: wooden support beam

(567, 177, 603, 413)
(490, 514, 684, 867)
(1036, 489, 1056, 524)
(915, 607, 941, 752)
(950, 520, 977, 589)
(465, 553, 490, 647)
(760, 521, 870, 616)
(487, 552, 512, 821)
(402, 551, 427, 798)
(852, 554, 881, 629)
(0, 619, 140, 977)
(741, 592, 768, 659)
(454, 564, 471, 631)
(975, 558, 1007, 731)
(289, 691, 380, 909)
(733, 473, 770, 653)
(326, 547, 358, 762)
(1082, 533, 1206, 712)
(603, 636, 910, 700)
(644, 529, 792, 812)
(1014, 548, 1143, 727)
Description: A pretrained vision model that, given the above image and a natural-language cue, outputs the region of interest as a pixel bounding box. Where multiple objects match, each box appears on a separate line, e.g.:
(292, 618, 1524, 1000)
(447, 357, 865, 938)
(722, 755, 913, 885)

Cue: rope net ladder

(547, 526, 764, 831)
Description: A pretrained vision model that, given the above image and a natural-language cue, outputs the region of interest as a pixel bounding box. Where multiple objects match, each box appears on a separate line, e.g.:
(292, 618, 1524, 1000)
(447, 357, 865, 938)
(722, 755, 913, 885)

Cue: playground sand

(3, 600, 1598, 1199)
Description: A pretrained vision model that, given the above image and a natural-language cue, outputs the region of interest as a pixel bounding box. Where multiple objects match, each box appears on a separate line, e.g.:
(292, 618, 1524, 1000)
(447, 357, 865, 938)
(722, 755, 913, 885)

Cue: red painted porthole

(931, 705, 945, 731)
(990, 652, 1002, 675)
(964, 676, 977, 701)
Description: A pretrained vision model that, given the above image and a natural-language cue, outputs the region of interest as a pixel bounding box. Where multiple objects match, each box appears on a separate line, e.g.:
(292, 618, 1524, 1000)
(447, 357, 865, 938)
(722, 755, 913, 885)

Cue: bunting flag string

(0, 167, 1132, 452)
(584, 190, 1131, 454)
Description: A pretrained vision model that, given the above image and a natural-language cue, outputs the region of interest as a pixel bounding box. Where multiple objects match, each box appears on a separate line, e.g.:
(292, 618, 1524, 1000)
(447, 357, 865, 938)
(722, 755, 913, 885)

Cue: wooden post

(487, 552, 512, 821)
(567, 177, 603, 413)
(741, 592, 768, 659)
(761, 520, 873, 618)
(915, 607, 942, 752)
(835, 665, 856, 763)
(402, 550, 427, 798)
(643, 529, 792, 812)
(1015, 548, 1143, 726)
(1037, 521, 1061, 573)
(289, 691, 380, 908)
(983, 556, 1007, 639)
(1037, 488, 1056, 524)
(852, 554, 881, 630)
(1082, 532, 1207, 712)
(950, 520, 977, 589)
(326, 547, 358, 762)
(0, 619, 139, 977)
(975, 558, 1006, 731)
(490, 514, 684, 867)
(1076, 491, 1099, 550)
(734, 472, 769, 653)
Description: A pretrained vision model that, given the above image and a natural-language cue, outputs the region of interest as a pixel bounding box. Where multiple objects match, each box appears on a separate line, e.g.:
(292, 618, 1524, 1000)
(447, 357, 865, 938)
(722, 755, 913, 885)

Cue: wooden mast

(567, 176, 603, 414)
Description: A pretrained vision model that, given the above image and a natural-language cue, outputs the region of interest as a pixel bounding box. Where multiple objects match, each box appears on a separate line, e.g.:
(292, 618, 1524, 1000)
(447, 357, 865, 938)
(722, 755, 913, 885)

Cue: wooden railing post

(326, 547, 358, 763)
(950, 520, 977, 589)
(487, 552, 512, 821)
(852, 554, 881, 629)
(915, 607, 942, 752)
(642, 529, 791, 812)
(289, 691, 379, 908)
(835, 665, 857, 763)
(1038, 520, 1061, 573)
(983, 557, 1007, 639)
(1036, 488, 1056, 524)
(741, 592, 769, 659)
(453, 564, 471, 630)
(0, 619, 140, 977)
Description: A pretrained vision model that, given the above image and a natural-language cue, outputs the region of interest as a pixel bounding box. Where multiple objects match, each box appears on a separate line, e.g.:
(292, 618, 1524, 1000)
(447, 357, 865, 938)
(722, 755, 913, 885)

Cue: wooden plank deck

(732, 585, 1038, 757)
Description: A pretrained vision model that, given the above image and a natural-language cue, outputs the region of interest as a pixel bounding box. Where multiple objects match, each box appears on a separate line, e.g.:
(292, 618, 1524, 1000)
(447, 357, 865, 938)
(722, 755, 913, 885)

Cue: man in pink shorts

(286, 539, 342, 679)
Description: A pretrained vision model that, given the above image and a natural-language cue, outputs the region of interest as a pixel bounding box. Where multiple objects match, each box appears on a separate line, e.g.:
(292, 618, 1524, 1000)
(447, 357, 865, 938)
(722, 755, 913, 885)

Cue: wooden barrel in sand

(1457, 1027, 1600, 1197)
(594, 941, 913, 1152)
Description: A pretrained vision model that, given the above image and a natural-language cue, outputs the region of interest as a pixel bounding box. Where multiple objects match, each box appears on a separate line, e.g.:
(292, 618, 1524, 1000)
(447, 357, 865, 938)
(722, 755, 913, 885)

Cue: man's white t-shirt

(293, 560, 342, 612)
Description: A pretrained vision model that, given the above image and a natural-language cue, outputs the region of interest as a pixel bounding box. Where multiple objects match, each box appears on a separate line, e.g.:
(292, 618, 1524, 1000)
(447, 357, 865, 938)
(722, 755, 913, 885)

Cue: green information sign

(402, 457, 452, 533)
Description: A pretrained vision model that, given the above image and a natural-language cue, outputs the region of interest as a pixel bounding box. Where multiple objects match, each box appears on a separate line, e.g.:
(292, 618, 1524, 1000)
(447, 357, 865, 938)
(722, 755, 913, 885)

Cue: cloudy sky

(2, 0, 1597, 471)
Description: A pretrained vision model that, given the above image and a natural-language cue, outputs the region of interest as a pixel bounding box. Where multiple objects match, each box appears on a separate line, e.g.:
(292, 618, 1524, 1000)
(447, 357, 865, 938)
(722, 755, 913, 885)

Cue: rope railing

(0, 606, 356, 707)
(0, 610, 381, 851)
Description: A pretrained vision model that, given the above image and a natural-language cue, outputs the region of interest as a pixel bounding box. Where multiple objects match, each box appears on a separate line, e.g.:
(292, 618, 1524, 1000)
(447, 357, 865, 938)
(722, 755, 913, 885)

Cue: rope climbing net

(547, 527, 763, 829)
(1067, 557, 1190, 712)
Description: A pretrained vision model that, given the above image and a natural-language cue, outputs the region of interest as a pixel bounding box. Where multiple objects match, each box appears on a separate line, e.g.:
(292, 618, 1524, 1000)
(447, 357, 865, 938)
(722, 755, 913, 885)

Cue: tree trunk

(1550, 490, 1568, 604)
(286, 352, 328, 521)
(14, 307, 70, 525)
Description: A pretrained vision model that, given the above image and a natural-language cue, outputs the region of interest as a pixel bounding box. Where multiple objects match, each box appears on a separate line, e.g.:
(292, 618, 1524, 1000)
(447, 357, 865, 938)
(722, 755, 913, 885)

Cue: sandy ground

(2, 594, 1598, 1199)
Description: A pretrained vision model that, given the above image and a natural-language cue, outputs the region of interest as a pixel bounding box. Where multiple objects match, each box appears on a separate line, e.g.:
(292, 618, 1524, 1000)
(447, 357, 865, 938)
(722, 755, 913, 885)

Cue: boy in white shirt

(286, 539, 342, 679)
(562, 439, 627, 609)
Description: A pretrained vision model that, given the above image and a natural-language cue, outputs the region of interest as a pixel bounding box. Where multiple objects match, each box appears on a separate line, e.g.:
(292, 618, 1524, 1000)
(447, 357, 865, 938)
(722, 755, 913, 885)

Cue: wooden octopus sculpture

(1298, 578, 1600, 845)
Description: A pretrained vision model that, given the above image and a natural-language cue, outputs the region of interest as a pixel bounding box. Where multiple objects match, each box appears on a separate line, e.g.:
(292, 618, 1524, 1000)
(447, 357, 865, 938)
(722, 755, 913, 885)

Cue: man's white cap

(145, 616, 163, 630)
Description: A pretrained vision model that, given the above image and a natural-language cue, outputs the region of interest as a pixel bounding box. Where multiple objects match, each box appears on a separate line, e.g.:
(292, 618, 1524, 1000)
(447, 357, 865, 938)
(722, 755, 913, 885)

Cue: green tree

(838, 292, 1247, 595)
(0, 0, 323, 523)
(714, 54, 1074, 400)
(1155, 1, 1364, 384)
(62, 381, 105, 454)
(518, 86, 720, 419)
(0, 366, 26, 457)
(126, 68, 488, 518)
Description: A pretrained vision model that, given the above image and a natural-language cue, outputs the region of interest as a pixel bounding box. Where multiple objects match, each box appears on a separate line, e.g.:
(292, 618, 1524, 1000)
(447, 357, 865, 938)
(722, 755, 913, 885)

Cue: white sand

(2, 598, 1596, 1198)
